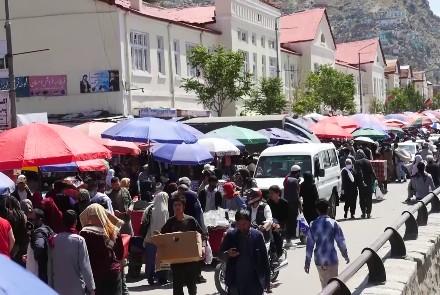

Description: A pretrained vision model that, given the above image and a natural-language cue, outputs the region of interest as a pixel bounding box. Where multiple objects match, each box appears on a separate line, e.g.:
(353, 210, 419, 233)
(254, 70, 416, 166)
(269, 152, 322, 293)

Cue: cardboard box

(150, 231, 202, 265)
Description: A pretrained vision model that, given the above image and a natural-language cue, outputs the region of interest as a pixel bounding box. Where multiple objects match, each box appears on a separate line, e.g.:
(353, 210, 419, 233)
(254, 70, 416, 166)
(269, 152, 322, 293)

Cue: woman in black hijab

(300, 172, 319, 224)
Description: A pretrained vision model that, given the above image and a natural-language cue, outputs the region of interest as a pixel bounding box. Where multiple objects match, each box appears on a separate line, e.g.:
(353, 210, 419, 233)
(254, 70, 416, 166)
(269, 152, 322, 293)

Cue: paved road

(127, 182, 410, 295)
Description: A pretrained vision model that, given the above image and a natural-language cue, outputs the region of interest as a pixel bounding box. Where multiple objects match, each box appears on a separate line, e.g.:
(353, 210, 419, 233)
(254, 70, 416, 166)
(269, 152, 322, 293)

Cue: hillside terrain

(146, 0, 440, 82)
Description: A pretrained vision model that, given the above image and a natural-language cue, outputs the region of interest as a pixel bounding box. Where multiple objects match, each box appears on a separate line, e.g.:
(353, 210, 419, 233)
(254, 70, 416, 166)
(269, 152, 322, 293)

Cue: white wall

(281, 51, 300, 108)
(335, 63, 361, 111)
(0, 0, 124, 115)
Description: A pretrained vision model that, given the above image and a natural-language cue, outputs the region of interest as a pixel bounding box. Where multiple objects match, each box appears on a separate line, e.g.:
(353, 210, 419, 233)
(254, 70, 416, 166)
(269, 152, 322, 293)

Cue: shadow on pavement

(128, 283, 173, 292)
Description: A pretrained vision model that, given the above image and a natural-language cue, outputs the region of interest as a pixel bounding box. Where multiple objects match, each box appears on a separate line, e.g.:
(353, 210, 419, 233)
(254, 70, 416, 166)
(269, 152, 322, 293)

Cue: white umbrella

(354, 136, 375, 144)
(197, 138, 240, 156)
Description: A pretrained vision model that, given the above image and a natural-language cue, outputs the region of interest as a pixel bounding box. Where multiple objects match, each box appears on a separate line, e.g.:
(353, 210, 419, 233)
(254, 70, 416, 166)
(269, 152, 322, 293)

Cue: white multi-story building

(385, 59, 400, 92)
(335, 38, 387, 113)
(413, 71, 429, 99)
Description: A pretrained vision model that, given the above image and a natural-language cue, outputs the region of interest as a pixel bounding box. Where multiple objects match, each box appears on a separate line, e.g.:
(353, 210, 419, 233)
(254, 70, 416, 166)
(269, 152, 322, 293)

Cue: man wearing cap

(12, 175, 33, 202)
(283, 165, 301, 245)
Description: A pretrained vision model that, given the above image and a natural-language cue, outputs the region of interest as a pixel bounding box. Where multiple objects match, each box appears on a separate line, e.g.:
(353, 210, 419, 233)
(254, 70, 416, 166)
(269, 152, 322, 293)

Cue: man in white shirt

(246, 188, 273, 246)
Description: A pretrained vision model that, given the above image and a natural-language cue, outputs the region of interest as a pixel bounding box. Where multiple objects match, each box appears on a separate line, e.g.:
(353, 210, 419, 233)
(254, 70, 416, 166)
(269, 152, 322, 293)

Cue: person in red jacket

(0, 216, 15, 257)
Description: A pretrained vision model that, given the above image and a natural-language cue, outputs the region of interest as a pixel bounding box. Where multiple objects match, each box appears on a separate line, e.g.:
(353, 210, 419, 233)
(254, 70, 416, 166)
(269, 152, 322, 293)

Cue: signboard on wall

(139, 108, 177, 118)
(0, 77, 30, 97)
(0, 91, 9, 130)
(80, 70, 120, 93)
(29, 75, 67, 96)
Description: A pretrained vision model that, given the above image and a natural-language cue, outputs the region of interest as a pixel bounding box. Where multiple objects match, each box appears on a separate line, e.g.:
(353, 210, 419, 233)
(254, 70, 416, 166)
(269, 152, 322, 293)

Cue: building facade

(385, 59, 400, 92)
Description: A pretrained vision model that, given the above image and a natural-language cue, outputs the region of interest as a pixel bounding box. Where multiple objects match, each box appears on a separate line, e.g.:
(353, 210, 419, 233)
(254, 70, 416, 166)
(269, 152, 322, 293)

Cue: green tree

(385, 86, 424, 114)
(181, 46, 253, 116)
(244, 77, 287, 115)
(432, 93, 440, 110)
(292, 87, 321, 115)
(292, 65, 356, 115)
(369, 97, 385, 114)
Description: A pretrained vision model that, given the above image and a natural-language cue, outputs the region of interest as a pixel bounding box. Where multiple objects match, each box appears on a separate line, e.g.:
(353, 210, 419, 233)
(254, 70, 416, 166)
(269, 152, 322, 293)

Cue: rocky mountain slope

(146, 0, 440, 82)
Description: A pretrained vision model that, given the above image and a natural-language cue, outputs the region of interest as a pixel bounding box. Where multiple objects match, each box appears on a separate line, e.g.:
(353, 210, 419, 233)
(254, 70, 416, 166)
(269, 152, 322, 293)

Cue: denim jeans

(395, 161, 405, 181)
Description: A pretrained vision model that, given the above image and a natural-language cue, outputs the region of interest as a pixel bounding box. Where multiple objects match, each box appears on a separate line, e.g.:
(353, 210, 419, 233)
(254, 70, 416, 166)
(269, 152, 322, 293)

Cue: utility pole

(4, 0, 16, 128)
(275, 17, 280, 78)
(358, 52, 363, 113)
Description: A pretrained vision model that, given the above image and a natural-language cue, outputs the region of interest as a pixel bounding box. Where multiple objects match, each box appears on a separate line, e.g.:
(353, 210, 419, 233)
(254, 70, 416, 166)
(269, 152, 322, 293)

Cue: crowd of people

(1, 130, 440, 294)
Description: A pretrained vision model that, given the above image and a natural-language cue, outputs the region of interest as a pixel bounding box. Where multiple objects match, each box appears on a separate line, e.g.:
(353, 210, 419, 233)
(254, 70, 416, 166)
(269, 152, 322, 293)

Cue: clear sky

(429, 0, 440, 16)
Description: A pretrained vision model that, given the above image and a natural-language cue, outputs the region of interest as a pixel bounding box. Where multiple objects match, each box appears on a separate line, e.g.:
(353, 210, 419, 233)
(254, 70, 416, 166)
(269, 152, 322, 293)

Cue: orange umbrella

(74, 122, 141, 156)
(310, 122, 353, 139)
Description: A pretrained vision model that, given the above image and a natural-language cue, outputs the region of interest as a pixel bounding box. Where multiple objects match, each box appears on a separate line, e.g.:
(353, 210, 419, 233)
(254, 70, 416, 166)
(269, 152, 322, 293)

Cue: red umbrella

(0, 123, 111, 170)
(319, 116, 359, 130)
(311, 122, 353, 139)
(74, 122, 141, 156)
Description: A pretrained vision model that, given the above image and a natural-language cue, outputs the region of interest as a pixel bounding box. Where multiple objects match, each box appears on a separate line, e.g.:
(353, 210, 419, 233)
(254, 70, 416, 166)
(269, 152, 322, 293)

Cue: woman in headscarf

(411, 154, 423, 177)
(0, 196, 28, 266)
(79, 204, 124, 295)
(300, 172, 319, 224)
(341, 159, 358, 219)
(141, 192, 169, 285)
(120, 178, 131, 190)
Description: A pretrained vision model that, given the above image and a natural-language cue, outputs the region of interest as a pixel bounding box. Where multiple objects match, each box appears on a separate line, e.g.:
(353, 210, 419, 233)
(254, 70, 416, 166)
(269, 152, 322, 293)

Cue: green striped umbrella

(352, 128, 389, 140)
(205, 125, 269, 145)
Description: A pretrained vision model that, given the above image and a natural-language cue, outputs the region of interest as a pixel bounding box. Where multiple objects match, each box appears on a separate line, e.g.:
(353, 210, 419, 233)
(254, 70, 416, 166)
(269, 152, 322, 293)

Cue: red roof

(335, 61, 365, 71)
(280, 8, 335, 45)
(335, 38, 385, 66)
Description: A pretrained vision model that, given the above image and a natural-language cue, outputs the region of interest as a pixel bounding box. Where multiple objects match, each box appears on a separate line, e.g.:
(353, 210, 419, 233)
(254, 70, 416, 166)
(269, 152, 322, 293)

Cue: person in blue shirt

(304, 200, 350, 288)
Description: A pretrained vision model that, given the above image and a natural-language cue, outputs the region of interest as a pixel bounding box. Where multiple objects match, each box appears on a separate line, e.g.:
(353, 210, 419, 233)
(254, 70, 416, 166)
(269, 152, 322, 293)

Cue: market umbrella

(304, 113, 324, 122)
(258, 128, 309, 144)
(0, 123, 112, 171)
(409, 115, 438, 127)
(0, 254, 58, 295)
(102, 117, 198, 144)
(386, 126, 404, 135)
(432, 122, 440, 130)
(352, 128, 389, 140)
(0, 172, 14, 195)
(151, 143, 213, 165)
(179, 123, 204, 138)
(205, 125, 269, 145)
(40, 159, 109, 173)
(201, 135, 246, 150)
(350, 114, 386, 131)
(310, 122, 353, 139)
(319, 116, 359, 130)
(384, 114, 410, 122)
(74, 122, 141, 156)
(354, 136, 375, 145)
(197, 138, 240, 156)
(383, 119, 408, 128)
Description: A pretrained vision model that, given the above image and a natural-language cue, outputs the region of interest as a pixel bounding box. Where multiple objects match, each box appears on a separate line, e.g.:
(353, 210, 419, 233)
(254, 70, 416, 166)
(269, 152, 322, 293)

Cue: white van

(254, 143, 341, 218)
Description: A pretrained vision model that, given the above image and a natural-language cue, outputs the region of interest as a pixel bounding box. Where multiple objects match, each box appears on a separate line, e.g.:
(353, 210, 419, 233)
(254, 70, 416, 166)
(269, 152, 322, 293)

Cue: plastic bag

(296, 213, 310, 236)
(204, 241, 213, 265)
(374, 181, 385, 201)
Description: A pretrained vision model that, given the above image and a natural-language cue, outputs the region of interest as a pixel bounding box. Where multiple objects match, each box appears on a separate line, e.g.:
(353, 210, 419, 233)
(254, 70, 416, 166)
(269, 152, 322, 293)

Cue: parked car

(254, 143, 341, 218)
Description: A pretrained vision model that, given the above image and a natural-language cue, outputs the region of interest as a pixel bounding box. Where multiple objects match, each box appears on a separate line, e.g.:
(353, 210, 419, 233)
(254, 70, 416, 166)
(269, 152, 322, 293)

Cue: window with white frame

(313, 63, 320, 72)
(251, 33, 257, 45)
(157, 36, 165, 75)
(253, 53, 258, 79)
(173, 40, 181, 76)
(269, 57, 277, 77)
(268, 40, 276, 49)
(262, 55, 267, 78)
(130, 31, 150, 72)
(258, 14, 262, 22)
(237, 29, 248, 42)
(261, 36, 266, 48)
(290, 64, 295, 87)
(0, 57, 6, 70)
(243, 51, 249, 73)
(186, 43, 197, 77)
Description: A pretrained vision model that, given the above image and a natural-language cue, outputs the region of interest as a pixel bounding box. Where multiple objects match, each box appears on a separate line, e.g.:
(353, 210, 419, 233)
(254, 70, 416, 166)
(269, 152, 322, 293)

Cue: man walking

(305, 200, 349, 288)
(355, 150, 376, 219)
(49, 210, 95, 295)
(108, 177, 133, 235)
(220, 209, 270, 295)
(283, 165, 301, 245)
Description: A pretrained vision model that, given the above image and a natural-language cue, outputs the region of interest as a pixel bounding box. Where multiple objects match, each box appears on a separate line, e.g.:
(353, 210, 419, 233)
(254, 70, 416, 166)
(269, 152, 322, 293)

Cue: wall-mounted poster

(0, 77, 30, 97)
(0, 91, 9, 130)
(80, 70, 120, 93)
(29, 75, 67, 96)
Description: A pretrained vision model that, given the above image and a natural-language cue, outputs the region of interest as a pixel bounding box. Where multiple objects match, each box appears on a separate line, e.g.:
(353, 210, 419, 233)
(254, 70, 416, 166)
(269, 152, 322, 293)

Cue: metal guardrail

(320, 187, 440, 295)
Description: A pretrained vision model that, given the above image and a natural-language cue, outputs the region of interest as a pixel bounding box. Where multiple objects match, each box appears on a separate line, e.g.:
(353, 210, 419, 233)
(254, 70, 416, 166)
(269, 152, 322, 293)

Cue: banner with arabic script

(0, 91, 9, 130)
(0, 77, 30, 97)
(29, 75, 67, 96)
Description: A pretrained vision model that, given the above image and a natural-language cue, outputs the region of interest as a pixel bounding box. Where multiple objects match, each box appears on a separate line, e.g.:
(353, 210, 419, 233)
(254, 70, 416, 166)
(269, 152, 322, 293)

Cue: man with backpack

(27, 208, 54, 283)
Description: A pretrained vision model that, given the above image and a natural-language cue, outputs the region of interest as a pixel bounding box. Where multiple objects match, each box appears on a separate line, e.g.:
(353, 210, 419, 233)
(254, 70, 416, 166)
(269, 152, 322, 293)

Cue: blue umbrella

(0, 172, 14, 196)
(102, 117, 198, 144)
(151, 143, 213, 165)
(258, 128, 309, 144)
(432, 122, 440, 130)
(179, 123, 204, 138)
(0, 254, 58, 294)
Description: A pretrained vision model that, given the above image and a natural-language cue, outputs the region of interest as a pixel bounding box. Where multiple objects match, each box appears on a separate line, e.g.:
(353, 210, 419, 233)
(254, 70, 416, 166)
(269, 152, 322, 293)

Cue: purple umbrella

(151, 143, 213, 165)
(350, 114, 386, 132)
(258, 128, 309, 144)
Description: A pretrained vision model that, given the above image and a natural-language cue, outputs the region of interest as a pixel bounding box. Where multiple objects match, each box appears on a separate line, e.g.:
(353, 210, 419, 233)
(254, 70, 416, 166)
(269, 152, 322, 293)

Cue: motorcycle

(214, 224, 288, 295)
